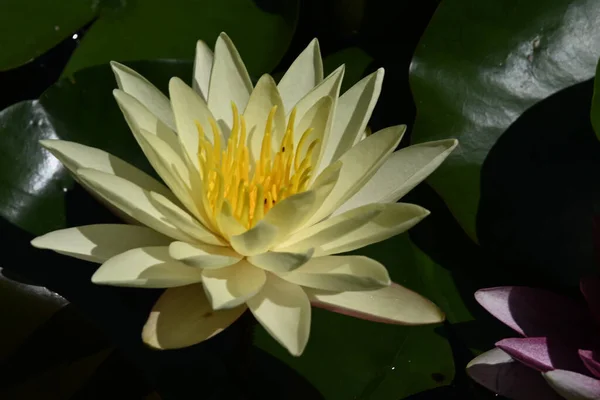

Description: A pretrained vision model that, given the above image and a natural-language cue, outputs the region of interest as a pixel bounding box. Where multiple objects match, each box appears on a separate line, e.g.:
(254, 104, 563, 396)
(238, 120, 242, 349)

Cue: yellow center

(195, 104, 320, 230)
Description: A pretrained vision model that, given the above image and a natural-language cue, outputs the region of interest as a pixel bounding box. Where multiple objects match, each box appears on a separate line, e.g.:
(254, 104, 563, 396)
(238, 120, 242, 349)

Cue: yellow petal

(306, 283, 445, 325)
(277, 38, 323, 112)
(76, 168, 192, 242)
(92, 246, 204, 288)
(320, 203, 430, 256)
(148, 192, 225, 246)
(279, 255, 390, 291)
(168, 241, 241, 269)
(31, 224, 171, 263)
(305, 125, 405, 226)
(110, 61, 175, 130)
(335, 139, 458, 215)
(319, 68, 384, 171)
(245, 74, 286, 163)
(208, 33, 253, 130)
(39, 139, 175, 202)
(246, 274, 311, 356)
(201, 260, 266, 310)
(276, 203, 382, 252)
(142, 283, 246, 349)
(247, 248, 314, 273)
(192, 40, 213, 101)
(229, 221, 279, 256)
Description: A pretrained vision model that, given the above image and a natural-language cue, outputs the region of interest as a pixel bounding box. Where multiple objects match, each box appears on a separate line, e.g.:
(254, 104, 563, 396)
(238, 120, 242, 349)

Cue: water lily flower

(31, 33, 457, 356)
(467, 280, 600, 399)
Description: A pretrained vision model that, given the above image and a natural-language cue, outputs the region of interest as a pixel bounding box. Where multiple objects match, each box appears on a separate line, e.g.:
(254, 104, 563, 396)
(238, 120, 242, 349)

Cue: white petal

(319, 68, 384, 171)
(110, 62, 175, 130)
(113, 89, 183, 158)
(293, 96, 333, 170)
(148, 192, 225, 246)
(169, 77, 217, 170)
(306, 125, 405, 226)
(143, 284, 245, 349)
(291, 65, 344, 122)
(247, 274, 311, 356)
(280, 255, 390, 291)
(247, 248, 314, 273)
(92, 246, 204, 288)
(263, 191, 317, 244)
(76, 168, 192, 242)
(201, 260, 266, 310)
(320, 202, 430, 256)
(39, 139, 175, 202)
(276, 203, 383, 252)
(277, 38, 323, 112)
(245, 74, 286, 164)
(216, 201, 248, 240)
(543, 370, 600, 400)
(306, 283, 444, 324)
(229, 221, 279, 256)
(335, 139, 458, 215)
(31, 224, 171, 263)
(192, 40, 213, 101)
(168, 241, 241, 269)
(208, 33, 253, 130)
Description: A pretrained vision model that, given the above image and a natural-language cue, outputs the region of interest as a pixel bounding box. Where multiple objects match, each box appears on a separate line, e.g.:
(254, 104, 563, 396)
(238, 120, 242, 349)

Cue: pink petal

(579, 350, 600, 378)
(467, 348, 563, 400)
(496, 337, 588, 374)
(544, 369, 600, 400)
(580, 277, 600, 324)
(475, 287, 591, 340)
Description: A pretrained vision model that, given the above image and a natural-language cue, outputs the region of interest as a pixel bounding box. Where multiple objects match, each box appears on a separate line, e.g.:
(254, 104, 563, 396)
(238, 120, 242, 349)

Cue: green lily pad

(410, 0, 600, 241)
(254, 234, 472, 399)
(63, 0, 299, 78)
(0, 0, 97, 70)
(591, 57, 600, 139)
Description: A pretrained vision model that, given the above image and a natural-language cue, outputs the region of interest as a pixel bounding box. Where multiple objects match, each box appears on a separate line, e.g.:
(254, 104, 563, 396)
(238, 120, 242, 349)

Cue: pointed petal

(579, 350, 600, 378)
(39, 139, 175, 202)
(307, 282, 443, 324)
(277, 38, 323, 112)
(92, 246, 203, 287)
(275, 203, 383, 252)
(208, 33, 253, 130)
(192, 40, 213, 101)
(247, 274, 311, 356)
(280, 255, 390, 291)
(147, 191, 224, 246)
(292, 65, 344, 122)
(229, 221, 279, 256)
(247, 248, 314, 273)
(168, 241, 241, 269)
(142, 283, 245, 349)
(31, 224, 171, 263)
(245, 74, 286, 164)
(467, 348, 564, 400)
(319, 68, 384, 170)
(293, 96, 333, 172)
(110, 61, 175, 130)
(318, 203, 430, 256)
(263, 191, 317, 243)
(474, 287, 593, 339)
(201, 260, 266, 310)
(113, 89, 183, 158)
(306, 125, 405, 226)
(216, 201, 247, 240)
(581, 277, 600, 324)
(334, 139, 458, 215)
(496, 337, 588, 373)
(76, 168, 192, 242)
(544, 369, 600, 400)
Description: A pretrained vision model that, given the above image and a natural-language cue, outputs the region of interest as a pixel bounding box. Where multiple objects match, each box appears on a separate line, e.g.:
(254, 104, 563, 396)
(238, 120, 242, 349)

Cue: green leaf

(323, 47, 373, 92)
(254, 234, 472, 399)
(0, 0, 97, 70)
(63, 0, 299, 78)
(591, 57, 600, 139)
(0, 60, 192, 235)
(410, 0, 600, 241)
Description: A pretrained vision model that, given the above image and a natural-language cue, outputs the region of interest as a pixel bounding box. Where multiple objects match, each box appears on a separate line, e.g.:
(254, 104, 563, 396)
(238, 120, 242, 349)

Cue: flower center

(196, 104, 320, 230)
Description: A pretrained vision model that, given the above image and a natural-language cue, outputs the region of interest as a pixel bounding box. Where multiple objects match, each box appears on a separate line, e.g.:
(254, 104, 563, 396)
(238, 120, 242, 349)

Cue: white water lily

(31, 33, 458, 356)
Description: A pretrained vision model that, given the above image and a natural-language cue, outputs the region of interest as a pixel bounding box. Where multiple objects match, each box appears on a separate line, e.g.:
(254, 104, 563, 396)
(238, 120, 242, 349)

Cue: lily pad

(254, 233, 472, 399)
(63, 0, 299, 78)
(410, 0, 600, 241)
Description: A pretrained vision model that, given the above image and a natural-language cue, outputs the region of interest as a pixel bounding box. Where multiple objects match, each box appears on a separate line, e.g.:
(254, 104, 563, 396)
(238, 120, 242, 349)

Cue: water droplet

(54, 25, 60, 31)
(391, 366, 395, 370)
(62, 187, 68, 193)
(72, 33, 79, 40)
